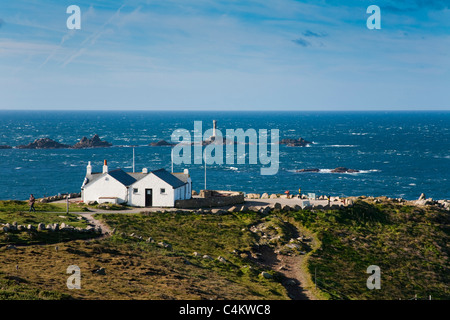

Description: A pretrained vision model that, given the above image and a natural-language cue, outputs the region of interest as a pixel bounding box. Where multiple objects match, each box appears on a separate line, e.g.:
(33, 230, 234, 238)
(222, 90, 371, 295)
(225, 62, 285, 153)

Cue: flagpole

(204, 150, 207, 190)
(133, 148, 135, 173)
(171, 147, 174, 173)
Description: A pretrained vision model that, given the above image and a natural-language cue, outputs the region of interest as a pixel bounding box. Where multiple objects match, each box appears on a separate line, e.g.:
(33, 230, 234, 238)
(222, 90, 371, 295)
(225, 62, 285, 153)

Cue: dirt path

(73, 212, 112, 238)
(254, 246, 316, 300)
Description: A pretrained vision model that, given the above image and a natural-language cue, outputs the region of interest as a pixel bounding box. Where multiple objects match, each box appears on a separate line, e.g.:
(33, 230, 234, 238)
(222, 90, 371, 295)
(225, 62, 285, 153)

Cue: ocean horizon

(0, 110, 449, 201)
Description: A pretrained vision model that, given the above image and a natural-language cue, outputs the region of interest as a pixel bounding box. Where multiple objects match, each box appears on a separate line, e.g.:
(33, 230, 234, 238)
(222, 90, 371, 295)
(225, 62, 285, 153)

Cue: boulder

(418, 193, 426, 201)
(228, 206, 238, 213)
(192, 190, 198, 196)
(202, 254, 213, 260)
(158, 242, 172, 249)
(260, 271, 273, 279)
(217, 256, 228, 264)
(37, 223, 46, 231)
(94, 267, 106, 275)
(282, 205, 291, 212)
(270, 194, 278, 199)
(261, 193, 269, 199)
(193, 252, 201, 257)
(27, 224, 35, 231)
(273, 203, 282, 210)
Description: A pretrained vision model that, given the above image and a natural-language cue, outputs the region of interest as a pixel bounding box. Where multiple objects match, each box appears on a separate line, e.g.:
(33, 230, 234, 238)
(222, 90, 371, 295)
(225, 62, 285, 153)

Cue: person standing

(28, 194, 36, 212)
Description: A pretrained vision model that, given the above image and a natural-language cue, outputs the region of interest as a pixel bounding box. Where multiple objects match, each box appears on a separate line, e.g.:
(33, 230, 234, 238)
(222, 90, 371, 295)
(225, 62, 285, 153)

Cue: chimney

(142, 168, 148, 174)
(86, 161, 92, 176)
(212, 120, 217, 137)
(103, 160, 108, 174)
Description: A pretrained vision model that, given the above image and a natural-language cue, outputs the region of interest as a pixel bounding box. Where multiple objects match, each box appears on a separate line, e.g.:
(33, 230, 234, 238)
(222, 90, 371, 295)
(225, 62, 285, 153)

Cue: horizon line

(1, 109, 450, 112)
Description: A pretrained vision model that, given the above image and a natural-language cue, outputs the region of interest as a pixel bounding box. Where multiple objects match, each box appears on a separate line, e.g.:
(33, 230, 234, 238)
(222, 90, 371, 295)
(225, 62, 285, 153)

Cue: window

(133, 188, 138, 194)
(160, 188, 166, 194)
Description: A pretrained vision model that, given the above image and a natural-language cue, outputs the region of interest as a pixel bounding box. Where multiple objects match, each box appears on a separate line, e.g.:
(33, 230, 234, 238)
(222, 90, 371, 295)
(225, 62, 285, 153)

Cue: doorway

(145, 189, 153, 207)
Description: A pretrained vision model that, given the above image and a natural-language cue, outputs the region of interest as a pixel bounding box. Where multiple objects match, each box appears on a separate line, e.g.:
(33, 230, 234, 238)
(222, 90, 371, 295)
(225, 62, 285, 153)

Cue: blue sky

(0, 0, 449, 110)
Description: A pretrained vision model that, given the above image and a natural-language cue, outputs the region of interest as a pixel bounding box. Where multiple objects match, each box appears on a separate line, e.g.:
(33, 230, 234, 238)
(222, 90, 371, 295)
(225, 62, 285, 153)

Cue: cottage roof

(151, 168, 186, 188)
(108, 169, 137, 186)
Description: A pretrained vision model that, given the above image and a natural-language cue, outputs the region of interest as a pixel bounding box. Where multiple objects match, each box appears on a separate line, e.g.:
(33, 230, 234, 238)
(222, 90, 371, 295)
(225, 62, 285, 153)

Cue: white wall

(129, 173, 175, 207)
(82, 174, 128, 204)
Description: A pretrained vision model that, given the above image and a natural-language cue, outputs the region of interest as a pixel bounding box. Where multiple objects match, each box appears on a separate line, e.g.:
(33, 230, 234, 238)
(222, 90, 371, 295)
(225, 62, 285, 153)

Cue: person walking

(28, 194, 36, 212)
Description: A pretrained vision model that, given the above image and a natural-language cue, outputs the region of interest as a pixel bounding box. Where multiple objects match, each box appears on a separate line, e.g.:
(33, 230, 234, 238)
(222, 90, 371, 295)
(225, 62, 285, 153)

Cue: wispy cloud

(292, 37, 311, 47)
(303, 30, 327, 38)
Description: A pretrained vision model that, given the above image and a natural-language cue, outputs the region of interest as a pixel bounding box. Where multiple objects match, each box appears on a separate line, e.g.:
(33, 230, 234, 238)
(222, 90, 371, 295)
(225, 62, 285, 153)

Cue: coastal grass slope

(294, 199, 450, 300)
(0, 198, 448, 300)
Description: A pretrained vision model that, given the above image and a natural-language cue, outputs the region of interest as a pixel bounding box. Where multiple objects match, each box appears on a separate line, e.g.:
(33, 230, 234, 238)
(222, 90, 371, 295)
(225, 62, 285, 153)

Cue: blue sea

(0, 110, 449, 201)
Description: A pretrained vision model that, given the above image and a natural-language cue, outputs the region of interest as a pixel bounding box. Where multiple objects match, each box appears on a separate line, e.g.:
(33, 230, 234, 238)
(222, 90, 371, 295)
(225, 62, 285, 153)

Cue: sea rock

(0, 145, 12, 149)
(418, 193, 426, 201)
(279, 137, 312, 147)
(296, 168, 320, 173)
(71, 134, 112, 149)
(149, 140, 176, 147)
(331, 167, 360, 173)
(16, 138, 70, 149)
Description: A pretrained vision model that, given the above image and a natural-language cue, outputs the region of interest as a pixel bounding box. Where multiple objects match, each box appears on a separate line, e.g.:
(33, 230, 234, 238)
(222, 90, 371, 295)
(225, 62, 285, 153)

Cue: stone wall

(39, 192, 81, 203)
(175, 190, 244, 209)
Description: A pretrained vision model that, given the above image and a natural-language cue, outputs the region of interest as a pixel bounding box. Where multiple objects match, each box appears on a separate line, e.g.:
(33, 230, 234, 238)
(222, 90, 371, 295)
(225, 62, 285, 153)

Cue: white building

(81, 160, 192, 207)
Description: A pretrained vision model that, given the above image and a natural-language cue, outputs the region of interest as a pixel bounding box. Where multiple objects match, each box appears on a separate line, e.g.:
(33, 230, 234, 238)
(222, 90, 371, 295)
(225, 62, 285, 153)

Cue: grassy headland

(0, 198, 448, 300)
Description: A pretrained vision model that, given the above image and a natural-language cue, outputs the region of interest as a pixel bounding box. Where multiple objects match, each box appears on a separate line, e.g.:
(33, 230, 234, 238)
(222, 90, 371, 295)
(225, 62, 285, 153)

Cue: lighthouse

(212, 120, 217, 138)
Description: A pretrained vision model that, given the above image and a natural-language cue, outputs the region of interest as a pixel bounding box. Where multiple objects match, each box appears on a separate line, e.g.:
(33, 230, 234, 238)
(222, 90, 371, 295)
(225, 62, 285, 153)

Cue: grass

(0, 199, 448, 300)
(290, 200, 450, 300)
(0, 201, 93, 246)
(0, 211, 291, 300)
(0, 200, 90, 213)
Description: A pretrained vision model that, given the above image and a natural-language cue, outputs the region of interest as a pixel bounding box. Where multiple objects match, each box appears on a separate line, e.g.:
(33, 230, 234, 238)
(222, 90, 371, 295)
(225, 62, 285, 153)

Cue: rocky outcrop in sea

(71, 134, 112, 149)
(16, 138, 70, 149)
(279, 137, 311, 147)
(0, 145, 12, 149)
(149, 140, 176, 147)
(331, 167, 360, 173)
